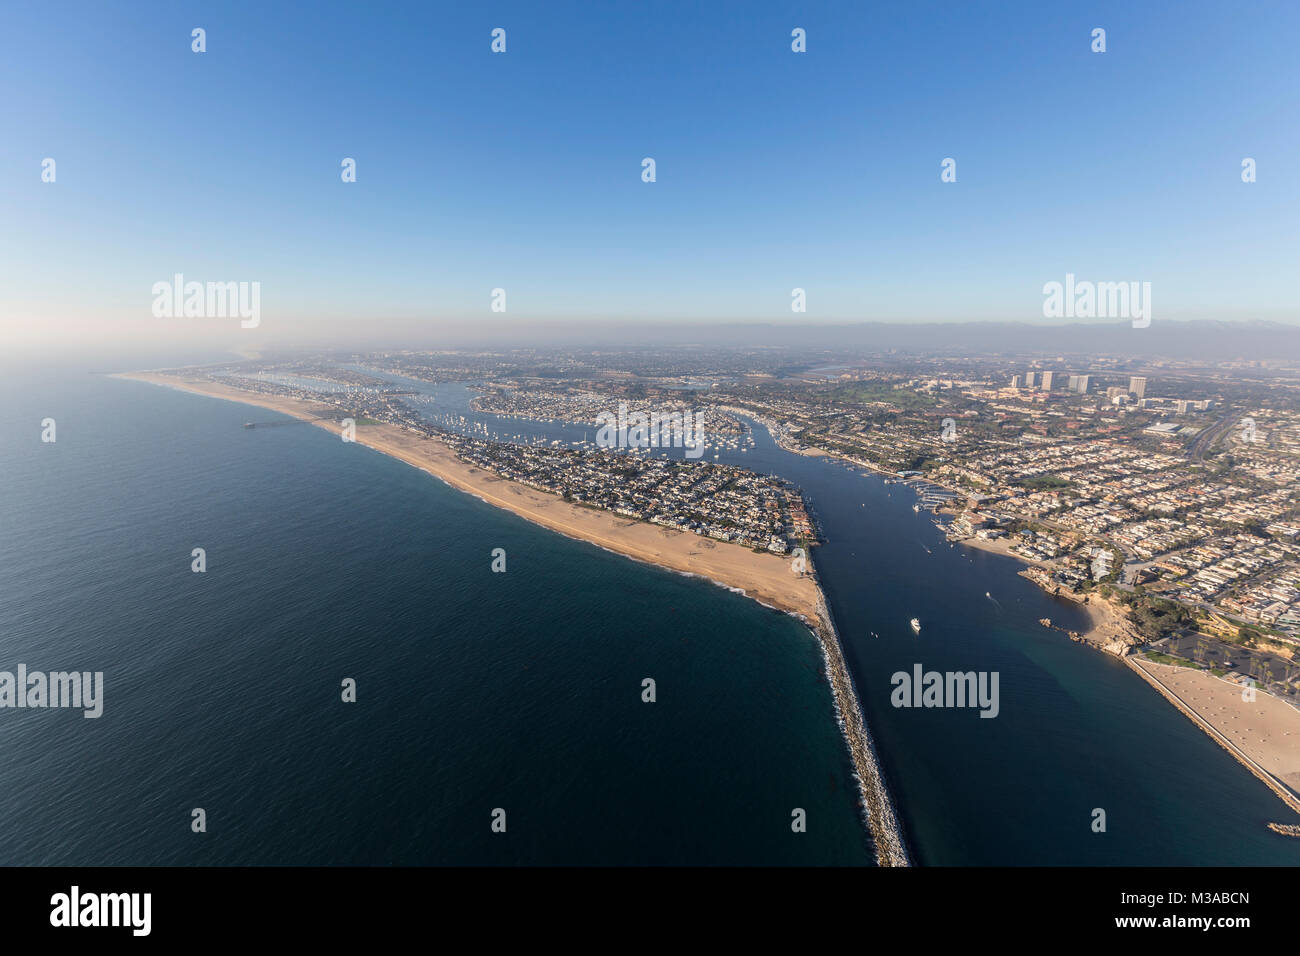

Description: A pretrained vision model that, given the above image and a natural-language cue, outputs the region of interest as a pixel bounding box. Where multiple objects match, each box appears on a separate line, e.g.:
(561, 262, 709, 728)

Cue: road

(1187, 411, 1237, 462)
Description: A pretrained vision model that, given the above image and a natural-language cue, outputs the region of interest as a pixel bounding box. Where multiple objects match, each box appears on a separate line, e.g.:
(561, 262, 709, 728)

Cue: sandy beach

(956, 533, 1044, 564)
(1128, 658, 1300, 815)
(115, 371, 823, 623)
(1081, 596, 1141, 649)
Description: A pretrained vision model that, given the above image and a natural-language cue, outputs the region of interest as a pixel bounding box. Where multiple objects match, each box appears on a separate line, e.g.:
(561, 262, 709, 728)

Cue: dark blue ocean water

(2, 358, 1298, 865)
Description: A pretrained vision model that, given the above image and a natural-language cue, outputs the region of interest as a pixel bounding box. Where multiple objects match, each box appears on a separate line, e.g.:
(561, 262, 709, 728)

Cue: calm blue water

(2, 360, 1297, 865)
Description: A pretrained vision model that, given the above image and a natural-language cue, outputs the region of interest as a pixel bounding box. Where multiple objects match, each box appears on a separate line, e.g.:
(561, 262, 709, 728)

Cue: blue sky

(2, 0, 1297, 347)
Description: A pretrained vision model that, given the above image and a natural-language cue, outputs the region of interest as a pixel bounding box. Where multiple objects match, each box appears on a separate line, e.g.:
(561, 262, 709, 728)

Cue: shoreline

(1126, 657, 1300, 818)
(116, 370, 911, 863)
(944, 531, 1141, 651)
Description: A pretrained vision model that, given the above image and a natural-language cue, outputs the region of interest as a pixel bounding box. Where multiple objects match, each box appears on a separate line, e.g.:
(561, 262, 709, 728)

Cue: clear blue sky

(2, 0, 1297, 347)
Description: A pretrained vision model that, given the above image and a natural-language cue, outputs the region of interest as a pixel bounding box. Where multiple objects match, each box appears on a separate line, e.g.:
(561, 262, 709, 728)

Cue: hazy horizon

(6, 317, 1299, 369)
(4, 0, 1299, 353)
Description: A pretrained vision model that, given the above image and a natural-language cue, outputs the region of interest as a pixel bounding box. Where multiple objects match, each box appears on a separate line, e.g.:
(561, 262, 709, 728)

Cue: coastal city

(711, 361, 1300, 697)
(166, 345, 1300, 710)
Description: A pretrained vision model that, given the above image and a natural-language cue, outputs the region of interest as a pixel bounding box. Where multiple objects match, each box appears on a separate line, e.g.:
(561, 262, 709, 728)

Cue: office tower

(1129, 376, 1147, 399)
(1025, 371, 1036, 389)
(1068, 375, 1080, 392)
(1040, 371, 1054, 391)
(1076, 374, 1090, 394)
(1010, 375, 1021, 388)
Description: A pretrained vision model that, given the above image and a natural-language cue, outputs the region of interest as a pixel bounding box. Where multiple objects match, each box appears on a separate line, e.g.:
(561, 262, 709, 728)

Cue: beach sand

(1082, 597, 1141, 648)
(957, 534, 1047, 564)
(114, 371, 823, 623)
(1129, 658, 1300, 813)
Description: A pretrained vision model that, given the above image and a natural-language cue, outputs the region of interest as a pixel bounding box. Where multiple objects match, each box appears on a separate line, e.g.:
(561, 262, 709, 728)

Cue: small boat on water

(912, 504, 920, 512)
(910, 618, 921, 635)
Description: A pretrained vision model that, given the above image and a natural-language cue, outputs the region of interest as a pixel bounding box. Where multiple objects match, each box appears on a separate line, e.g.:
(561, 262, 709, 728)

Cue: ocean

(1, 358, 1296, 865)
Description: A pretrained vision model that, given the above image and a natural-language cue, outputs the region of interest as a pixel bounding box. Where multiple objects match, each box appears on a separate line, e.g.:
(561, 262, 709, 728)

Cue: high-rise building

(1040, 371, 1054, 391)
(1129, 376, 1147, 399)
(1076, 374, 1090, 394)
(1068, 375, 1080, 392)
(1010, 375, 1021, 389)
(1025, 371, 1036, 389)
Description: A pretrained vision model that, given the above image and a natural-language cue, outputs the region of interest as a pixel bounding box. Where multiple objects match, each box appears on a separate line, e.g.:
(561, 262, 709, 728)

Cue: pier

(242, 415, 336, 428)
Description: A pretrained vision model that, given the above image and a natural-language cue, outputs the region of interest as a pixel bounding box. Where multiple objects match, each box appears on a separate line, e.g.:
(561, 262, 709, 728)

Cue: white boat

(910, 618, 921, 635)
